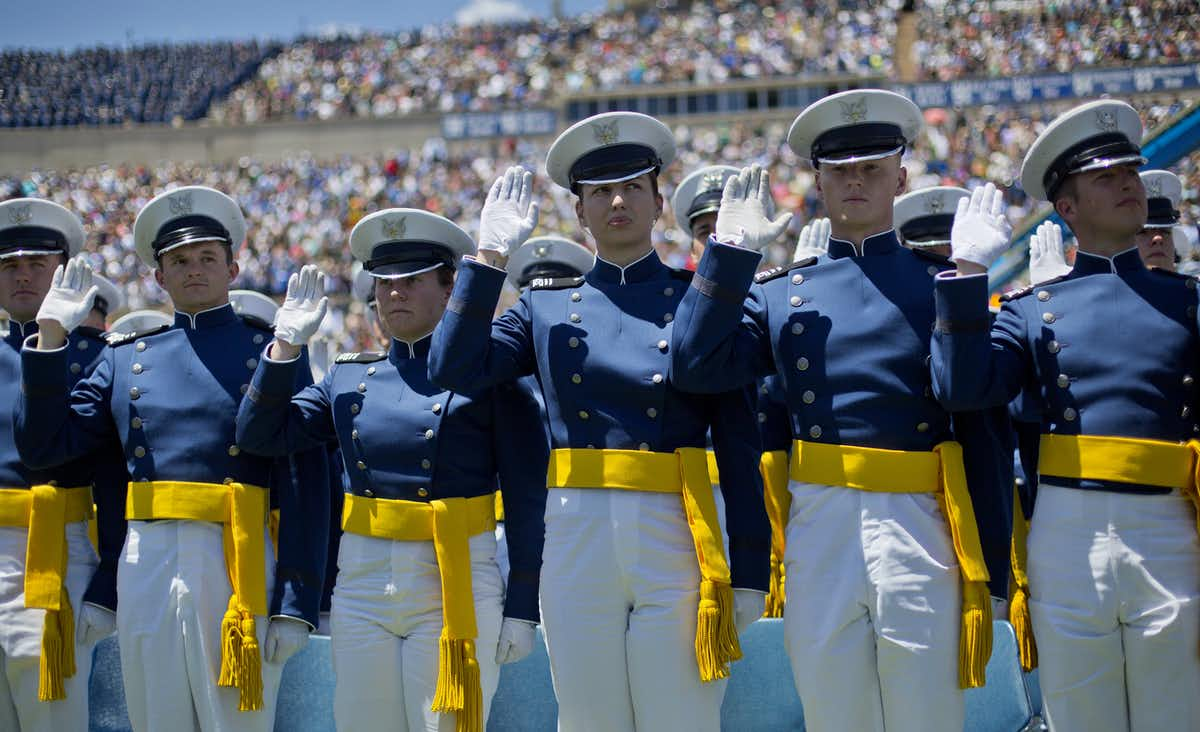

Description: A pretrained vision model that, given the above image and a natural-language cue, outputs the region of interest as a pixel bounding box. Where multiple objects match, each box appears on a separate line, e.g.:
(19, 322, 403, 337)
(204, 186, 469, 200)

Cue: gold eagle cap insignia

(592, 119, 620, 145)
(699, 170, 729, 194)
(7, 202, 33, 225)
(381, 216, 407, 239)
(839, 98, 868, 124)
(1145, 178, 1163, 198)
(1095, 109, 1118, 132)
(168, 192, 193, 216)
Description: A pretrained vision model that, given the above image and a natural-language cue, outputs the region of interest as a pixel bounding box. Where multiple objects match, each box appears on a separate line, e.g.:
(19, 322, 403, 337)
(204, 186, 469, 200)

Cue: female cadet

(428, 113, 770, 731)
(235, 209, 546, 732)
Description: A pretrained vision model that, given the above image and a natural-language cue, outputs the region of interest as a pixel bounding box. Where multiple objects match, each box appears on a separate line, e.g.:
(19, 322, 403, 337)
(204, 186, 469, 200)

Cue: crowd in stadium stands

(6, 1, 1196, 128)
(0, 41, 278, 127)
(2, 94, 1194, 353)
(208, 1, 894, 125)
(913, 0, 1200, 81)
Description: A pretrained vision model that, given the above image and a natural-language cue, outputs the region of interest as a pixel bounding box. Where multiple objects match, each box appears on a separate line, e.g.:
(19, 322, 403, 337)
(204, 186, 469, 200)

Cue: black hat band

(365, 241, 456, 275)
(518, 261, 586, 288)
(1146, 197, 1181, 227)
(152, 215, 232, 257)
(1043, 133, 1142, 201)
(569, 143, 661, 192)
(899, 213, 956, 243)
(0, 226, 68, 255)
(811, 123, 906, 167)
(686, 189, 724, 222)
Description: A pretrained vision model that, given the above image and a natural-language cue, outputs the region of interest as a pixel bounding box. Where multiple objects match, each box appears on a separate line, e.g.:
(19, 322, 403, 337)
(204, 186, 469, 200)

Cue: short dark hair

(436, 265, 455, 287)
(1051, 175, 1079, 205)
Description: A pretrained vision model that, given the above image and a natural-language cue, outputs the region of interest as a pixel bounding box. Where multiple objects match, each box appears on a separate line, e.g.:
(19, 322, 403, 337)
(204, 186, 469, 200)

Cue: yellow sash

(341, 492, 495, 732)
(126, 481, 268, 712)
(759, 451, 791, 618)
(790, 440, 993, 689)
(0, 485, 93, 701)
(1009, 486, 1036, 672)
(1029, 434, 1200, 667)
(547, 447, 740, 682)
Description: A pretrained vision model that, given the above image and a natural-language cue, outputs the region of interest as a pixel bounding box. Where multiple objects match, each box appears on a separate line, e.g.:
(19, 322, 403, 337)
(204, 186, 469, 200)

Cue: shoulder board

(668, 267, 695, 282)
(755, 257, 818, 284)
(529, 276, 585, 290)
(999, 274, 1070, 302)
(238, 313, 274, 332)
(105, 324, 171, 347)
(334, 351, 387, 364)
(910, 248, 953, 268)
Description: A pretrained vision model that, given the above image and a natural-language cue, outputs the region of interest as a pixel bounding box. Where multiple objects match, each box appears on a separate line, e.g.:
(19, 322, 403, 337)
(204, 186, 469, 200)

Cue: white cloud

(455, 0, 532, 26)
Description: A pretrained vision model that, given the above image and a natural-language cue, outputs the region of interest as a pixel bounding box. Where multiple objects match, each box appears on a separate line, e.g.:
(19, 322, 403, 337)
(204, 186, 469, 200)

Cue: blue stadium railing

(989, 102, 1200, 292)
(89, 620, 1044, 732)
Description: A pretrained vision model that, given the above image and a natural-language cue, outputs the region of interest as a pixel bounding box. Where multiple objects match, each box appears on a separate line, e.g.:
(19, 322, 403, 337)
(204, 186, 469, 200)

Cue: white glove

(949, 182, 1012, 269)
(793, 217, 831, 261)
(76, 602, 116, 646)
(264, 616, 311, 665)
(479, 166, 539, 257)
(36, 257, 99, 334)
(273, 264, 328, 347)
(715, 164, 793, 251)
(1028, 221, 1072, 284)
(494, 617, 537, 665)
(733, 589, 767, 633)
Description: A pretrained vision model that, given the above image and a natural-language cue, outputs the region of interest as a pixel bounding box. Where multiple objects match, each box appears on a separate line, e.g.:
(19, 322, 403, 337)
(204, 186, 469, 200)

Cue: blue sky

(2, 0, 602, 50)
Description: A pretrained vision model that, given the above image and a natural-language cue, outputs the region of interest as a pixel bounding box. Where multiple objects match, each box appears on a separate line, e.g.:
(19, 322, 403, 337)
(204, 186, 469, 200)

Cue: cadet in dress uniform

(0, 199, 124, 729)
(14, 186, 329, 732)
(1134, 169, 1184, 271)
(669, 90, 1009, 731)
(932, 99, 1200, 731)
(236, 210, 545, 732)
(428, 117, 771, 731)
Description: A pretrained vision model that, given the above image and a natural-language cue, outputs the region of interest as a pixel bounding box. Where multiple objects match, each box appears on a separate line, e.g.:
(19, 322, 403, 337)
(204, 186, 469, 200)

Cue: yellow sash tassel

(759, 450, 790, 618)
(0, 485, 93, 702)
(548, 447, 742, 681)
(268, 508, 280, 560)
(1009, 485, 1037, 671)
(791, 440, 992, 688)
(341, 492, 494, 732)
(127, 480, 268, 712)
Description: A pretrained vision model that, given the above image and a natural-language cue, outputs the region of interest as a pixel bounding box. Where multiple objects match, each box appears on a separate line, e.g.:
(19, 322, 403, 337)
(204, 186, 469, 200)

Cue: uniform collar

(826, 229, 901, 259)
(1072, 247, 1144, 276)
(174, 302, 238, 330)
(589, 248, 663, 285)
(5, 319, 36, 347)
(390, 332, 432, 362)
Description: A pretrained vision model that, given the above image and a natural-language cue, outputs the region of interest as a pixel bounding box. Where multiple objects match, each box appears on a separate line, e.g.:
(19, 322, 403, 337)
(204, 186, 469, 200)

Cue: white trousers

(117, 520, 282, 732)
(1028, 483, 1200, 732)
(539, 488, 724, 732)
(330, 531, 504, 732)
(0, 522, 97, 731)
(782, 481, 963, 732)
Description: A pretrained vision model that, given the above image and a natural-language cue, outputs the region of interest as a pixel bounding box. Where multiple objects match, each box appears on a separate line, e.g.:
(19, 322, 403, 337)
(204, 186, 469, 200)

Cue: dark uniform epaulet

(529, 276, 585, 290)
(238, 313, 274, 332)
(910, 248, 953, 269)
(755, 257, 818, 284)
(334, 351, 387, 364)
(1000, 274, 1070, 302)
(668, 267, 695, 282)
(105, 324, 171, 347)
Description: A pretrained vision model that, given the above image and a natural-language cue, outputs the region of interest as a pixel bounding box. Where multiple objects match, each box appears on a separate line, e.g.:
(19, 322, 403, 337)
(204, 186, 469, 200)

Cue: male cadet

(499, 235, 593, 581)
(0, 199, 124, 729)
(430, 118, 770, 731)
(1135, 169, 1184, 271)
(672, 165, 740, 267)
(931, 99, 1200, 731)
(14, 186, 329, 731)
(670, 90, 1009, 732)
(237, 212, 546, 731)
